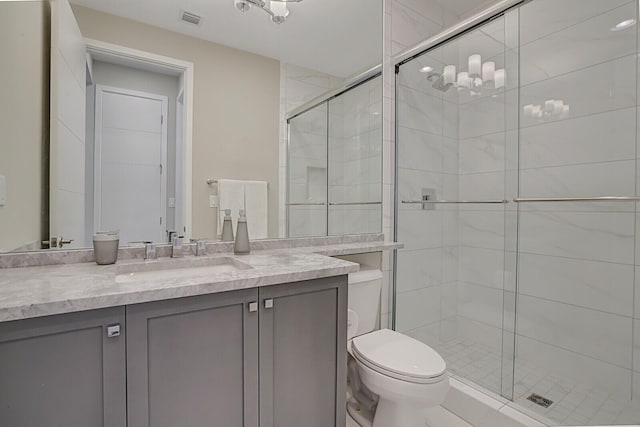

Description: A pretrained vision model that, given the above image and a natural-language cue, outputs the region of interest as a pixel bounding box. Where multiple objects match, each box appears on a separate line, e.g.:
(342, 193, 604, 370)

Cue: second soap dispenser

(221, 209, 234, 242)
(234, 209, 250, 254)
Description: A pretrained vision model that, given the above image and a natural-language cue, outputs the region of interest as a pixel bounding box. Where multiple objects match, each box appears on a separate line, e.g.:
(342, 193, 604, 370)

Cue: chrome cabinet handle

(106, 324, 121, 338)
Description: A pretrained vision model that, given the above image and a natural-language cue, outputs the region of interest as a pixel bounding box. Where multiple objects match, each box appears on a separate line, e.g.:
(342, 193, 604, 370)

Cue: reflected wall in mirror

(0, 0, 382, 252)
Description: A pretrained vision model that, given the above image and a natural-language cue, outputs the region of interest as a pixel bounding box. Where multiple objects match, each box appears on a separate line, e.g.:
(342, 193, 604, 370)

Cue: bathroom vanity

(0, 239, 400, 427)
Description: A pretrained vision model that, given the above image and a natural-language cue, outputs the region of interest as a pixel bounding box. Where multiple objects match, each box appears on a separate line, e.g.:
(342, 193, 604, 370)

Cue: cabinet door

(0, 307, 127, 427)
(126, 289, 259, 427)
(259, 276, 348, 427)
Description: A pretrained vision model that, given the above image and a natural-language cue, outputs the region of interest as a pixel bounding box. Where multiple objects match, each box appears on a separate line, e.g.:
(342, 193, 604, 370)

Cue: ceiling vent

(179, 10, 202, 26)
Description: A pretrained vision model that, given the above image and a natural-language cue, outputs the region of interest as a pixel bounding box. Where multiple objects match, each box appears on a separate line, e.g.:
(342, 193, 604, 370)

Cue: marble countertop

(0, 241, 401, 323)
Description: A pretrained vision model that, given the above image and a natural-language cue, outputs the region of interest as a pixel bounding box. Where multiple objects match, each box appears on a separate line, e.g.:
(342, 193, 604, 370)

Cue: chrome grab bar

(513, 196, 640, 203)
(288, 201, 383, 206)
(287, 202, 327, 206)
(329, 202, 382, 206)
(402, 199, 508, 204)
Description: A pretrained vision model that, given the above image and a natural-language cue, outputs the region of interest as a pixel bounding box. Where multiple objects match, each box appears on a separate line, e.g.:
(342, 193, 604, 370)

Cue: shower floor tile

(420, 334, 640, 426)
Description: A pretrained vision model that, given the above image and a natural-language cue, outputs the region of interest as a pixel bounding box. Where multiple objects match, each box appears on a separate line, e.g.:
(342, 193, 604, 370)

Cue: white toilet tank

(348, 266, 383, 338)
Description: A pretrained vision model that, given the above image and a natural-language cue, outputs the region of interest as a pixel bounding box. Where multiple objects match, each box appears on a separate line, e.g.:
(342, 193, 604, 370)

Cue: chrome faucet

(172, 235, 184, 258)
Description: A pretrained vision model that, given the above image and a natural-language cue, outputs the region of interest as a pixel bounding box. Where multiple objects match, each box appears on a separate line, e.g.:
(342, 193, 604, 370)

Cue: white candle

(457, 71, 470, 89)
(532, 105, 542, 118)
(443, 65, 456, 86)
(469, 54, 481, 77)
(523, 104, 533, 117)
(482, 61, 495, 82)
(553, 100, 564, 115)
(494, 69, 505, 89)
(544, 99, 555, 113)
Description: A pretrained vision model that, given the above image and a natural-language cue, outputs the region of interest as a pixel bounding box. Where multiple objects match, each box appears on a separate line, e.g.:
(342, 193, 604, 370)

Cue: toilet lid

(351, 329, 446, 383)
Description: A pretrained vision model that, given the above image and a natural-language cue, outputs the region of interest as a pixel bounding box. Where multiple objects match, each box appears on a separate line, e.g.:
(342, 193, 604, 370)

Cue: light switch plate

(168, 197, 176, 208)
(0, 175, 5, 206)
(209, 195, 218, 208)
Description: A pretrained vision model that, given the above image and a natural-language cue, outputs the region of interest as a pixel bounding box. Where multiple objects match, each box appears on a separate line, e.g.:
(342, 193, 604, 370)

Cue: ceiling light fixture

(611, 19, 636, 31)
(419, 66, 433, 73)
(234, 0, 302, 24)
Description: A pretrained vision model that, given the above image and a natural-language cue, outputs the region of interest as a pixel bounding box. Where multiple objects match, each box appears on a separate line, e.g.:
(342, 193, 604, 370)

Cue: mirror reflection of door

(94, 86, 168, 245)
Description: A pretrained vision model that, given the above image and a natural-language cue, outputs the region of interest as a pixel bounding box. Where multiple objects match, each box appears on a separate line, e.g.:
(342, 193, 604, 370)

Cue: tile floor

(435, 336, 640, 426)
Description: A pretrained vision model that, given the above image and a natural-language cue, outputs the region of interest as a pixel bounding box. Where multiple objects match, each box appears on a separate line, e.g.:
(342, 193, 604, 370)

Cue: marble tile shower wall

(384, 0, 509, 332)
(514, 0, 640, 400)
(279, 63, 343, 237)
(394, 6, 516, 397)
(384, 0, 462, 332)
(284, 69, 382, 237)
(328, 78, 383, 235)
(287, 102, 328, 237)
(391, 0, 640, 408)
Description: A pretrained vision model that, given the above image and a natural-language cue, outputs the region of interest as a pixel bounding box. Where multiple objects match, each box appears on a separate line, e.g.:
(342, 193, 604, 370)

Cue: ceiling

(71, 0, 382, 78)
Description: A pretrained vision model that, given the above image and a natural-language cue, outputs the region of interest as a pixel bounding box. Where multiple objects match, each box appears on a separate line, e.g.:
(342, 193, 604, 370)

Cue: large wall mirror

(0, 0, 382, 252)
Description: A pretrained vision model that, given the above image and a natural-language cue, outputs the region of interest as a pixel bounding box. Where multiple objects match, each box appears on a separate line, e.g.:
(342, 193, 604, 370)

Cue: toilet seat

(351, 329, 446, 384)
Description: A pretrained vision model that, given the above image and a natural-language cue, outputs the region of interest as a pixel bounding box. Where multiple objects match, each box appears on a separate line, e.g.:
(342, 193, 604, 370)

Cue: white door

(50, 0, 86, 248)
(94, 85, 168, 245)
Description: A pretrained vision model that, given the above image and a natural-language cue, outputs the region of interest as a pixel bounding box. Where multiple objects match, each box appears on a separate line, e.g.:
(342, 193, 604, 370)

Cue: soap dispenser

(221, 209, 234, 242)
(234, 209, 250, 254)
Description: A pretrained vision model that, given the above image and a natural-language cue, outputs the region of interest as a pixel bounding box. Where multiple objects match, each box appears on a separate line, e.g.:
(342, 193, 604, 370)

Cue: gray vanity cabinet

(126, 288, 260, 427)
(0, 307, 127, 427)
(0, 276, 347, 427)
(126, 276, 347, 427)
(259, 276, 348, 427)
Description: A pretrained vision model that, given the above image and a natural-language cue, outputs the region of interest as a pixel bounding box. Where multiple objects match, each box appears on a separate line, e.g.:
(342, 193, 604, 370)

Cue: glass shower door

(513, 1, 639, 424)
(287, 103, 328, 237)
(395, 14, 517, 398)
(328, 76, 383, 235)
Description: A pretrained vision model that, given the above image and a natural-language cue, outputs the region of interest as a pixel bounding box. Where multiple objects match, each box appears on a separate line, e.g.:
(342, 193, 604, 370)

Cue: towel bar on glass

(513, 196, 640, 202)
(401, 199, 508, 204)
(287, 202, 382, 206)
(207, 178, 269, 187)
(329, 202, 382, 206)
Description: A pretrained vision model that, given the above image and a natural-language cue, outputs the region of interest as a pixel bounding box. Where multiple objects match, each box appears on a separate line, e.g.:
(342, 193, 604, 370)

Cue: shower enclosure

(394, 0, 640, 425)
(287, 75, 382, 237)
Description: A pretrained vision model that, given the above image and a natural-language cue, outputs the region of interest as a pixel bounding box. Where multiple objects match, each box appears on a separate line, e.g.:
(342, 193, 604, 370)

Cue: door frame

(85, 38, 194, 240)
(93, 84, 168, 242)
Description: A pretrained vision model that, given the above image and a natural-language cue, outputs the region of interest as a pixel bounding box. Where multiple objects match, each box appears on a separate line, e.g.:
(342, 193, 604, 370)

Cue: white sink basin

(116, 256, 253, 284)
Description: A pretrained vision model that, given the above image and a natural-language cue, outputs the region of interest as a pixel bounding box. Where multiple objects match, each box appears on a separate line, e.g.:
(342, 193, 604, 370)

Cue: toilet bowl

(349, 329, 449, 427)
(347, 267, 449, 427)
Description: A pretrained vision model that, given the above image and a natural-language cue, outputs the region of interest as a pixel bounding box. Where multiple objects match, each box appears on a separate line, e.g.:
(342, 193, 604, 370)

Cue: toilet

(347, 266, 449, 427)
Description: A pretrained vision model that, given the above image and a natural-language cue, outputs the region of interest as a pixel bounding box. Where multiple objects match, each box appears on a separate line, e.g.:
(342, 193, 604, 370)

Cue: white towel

(218, 179, 268, 240)
(244, 180, 268, 239)
(218, 179, 245, 236)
